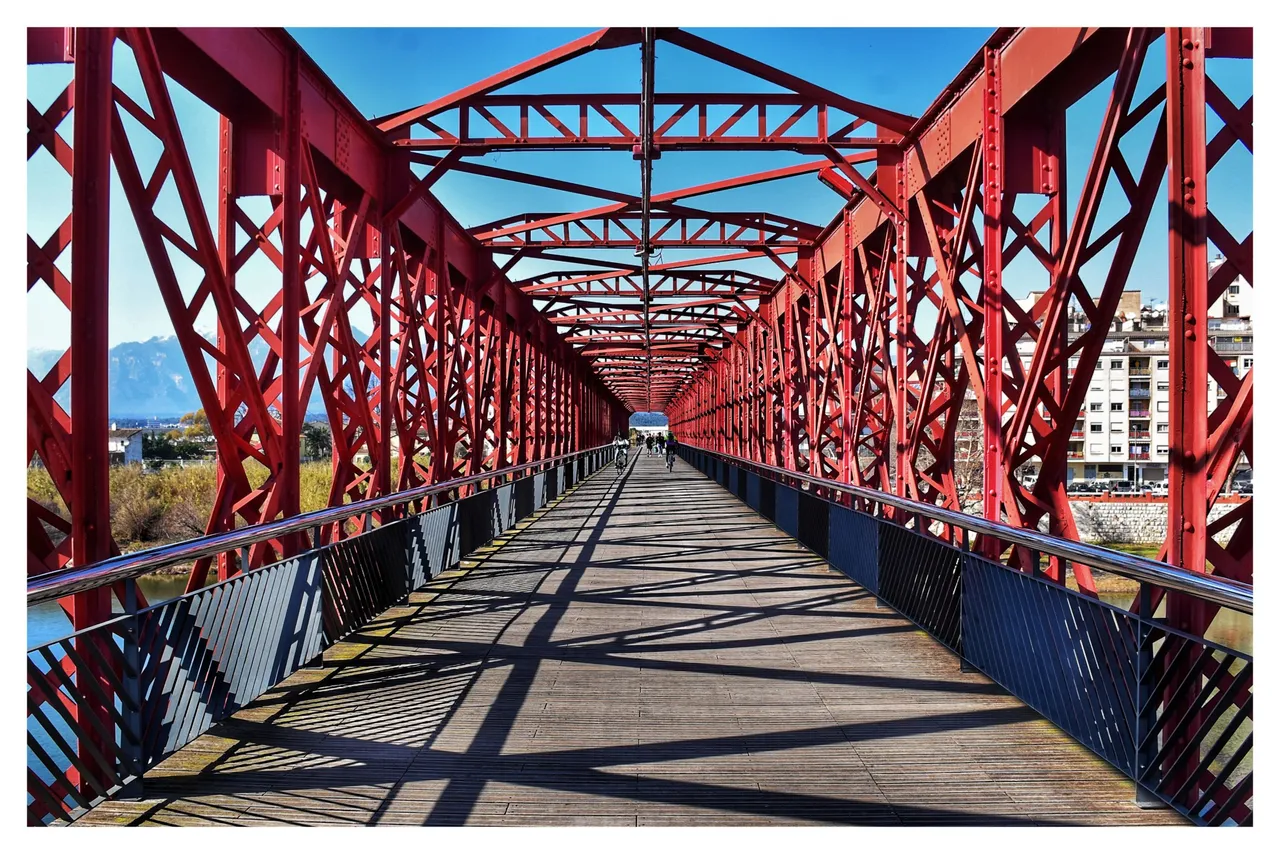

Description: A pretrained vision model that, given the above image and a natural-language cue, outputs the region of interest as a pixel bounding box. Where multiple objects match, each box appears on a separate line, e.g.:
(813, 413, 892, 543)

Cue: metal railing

(27, 443, 613, 825)
(678, 443, 1252, 825)
(680, 444, 1249, 612)
(29, 444, 611, 606)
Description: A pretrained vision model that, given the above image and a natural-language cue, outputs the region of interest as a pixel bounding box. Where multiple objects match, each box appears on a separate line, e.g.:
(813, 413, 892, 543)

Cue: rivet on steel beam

(1184, 193, 1195, 204)
(1183, 39, 1194, 49)
(1183, 59, 1194, 69)
(1185, 330, 1195, 340)
(1183, 521, 1195, 532)
(1184, 313, 1196, 325)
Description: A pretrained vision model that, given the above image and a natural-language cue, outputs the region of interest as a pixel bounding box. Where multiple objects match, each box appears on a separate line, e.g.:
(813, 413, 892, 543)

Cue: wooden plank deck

(77, 453, 1185, 826)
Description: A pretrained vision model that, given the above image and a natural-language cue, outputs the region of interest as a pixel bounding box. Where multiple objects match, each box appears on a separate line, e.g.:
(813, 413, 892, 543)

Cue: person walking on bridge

(665, 432, 679, 471)
(645, 434, 654, 455)
(613, 433, 629, 472)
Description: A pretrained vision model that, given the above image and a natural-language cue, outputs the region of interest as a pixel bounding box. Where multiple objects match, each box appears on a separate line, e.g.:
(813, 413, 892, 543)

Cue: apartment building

(1010, 259, 1251, 484)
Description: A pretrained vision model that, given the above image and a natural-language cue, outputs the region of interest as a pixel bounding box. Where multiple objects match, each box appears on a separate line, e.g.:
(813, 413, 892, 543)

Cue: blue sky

(26, 29, 1252, 353)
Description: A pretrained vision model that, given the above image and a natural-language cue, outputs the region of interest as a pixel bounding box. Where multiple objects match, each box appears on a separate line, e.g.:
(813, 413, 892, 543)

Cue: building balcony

(1130, 410, 1151, 418)
(1067, 452, 1084, 459)
(1215, 340, 1252, 352)
(1129, 367, 1151, 376)
(1070, 430, 1084, 439)
(1129, 431, 1151, 439)
(1129, 388, 1151, 399)
(1131, 453, 1151, 460)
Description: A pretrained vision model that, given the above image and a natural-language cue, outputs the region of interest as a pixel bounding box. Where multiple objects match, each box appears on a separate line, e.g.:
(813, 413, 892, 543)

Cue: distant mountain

(28, 331, 370, 420)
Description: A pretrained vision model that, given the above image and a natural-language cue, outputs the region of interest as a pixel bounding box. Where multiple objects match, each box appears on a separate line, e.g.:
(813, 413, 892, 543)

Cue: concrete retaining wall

(1060, 500, 1242, 546)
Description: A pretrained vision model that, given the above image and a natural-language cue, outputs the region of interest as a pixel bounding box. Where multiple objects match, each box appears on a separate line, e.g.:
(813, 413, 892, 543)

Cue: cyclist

(613, 433, 629, 472)
(665, 432, 679, 471)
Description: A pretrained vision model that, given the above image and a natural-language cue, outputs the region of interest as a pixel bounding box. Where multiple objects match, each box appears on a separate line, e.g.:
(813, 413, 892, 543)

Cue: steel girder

(375, 29, 899, 412)
(669, 27, 1253, 615)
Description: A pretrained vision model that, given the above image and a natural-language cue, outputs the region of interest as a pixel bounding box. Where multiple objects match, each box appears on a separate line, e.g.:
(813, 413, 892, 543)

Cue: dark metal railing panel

(28, 620, 140, 825)
(827, 503, 879, 594)
(533, 472, 547, 510)
(137, 553, 325, 763)
(495, 482, 516, 533)
(962, 554, 1139, 775)
(321, 521, 411, 641)
(514, 477, 536, 521)
(758, 476, 776, 520)
(404, 502, 461, 587)
(877, 522, 962, 652)
(796, 492, 829, 559)
(1137, 625, 1253, 825)
(774, 483, 800, 539)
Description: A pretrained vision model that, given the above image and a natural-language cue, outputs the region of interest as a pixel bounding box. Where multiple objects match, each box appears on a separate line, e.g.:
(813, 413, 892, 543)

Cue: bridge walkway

(77, 453, 1182, 826)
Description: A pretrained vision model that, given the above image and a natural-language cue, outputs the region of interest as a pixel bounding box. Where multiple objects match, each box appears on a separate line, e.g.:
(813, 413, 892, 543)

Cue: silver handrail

(685, 444, 1252, 614)
(27, 444, 610, 606)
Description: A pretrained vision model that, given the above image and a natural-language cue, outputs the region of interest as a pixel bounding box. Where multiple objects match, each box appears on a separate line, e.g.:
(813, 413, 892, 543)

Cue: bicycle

(614, 446, 628, 474)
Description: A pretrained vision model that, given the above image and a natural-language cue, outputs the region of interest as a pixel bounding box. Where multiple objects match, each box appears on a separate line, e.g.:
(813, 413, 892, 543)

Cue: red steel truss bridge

(27, 27, 1252, 827)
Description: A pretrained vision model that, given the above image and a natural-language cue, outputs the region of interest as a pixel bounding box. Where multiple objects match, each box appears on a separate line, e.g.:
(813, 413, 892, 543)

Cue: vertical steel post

(981, 46, 1006, 554)
(215, 115, 236, 581)
(1166, 28, 1209, 590)
(68, 27, 115, 794)
(377, 222, 394, 506)
(893, 161, 910, 497)
(1163, 27, 1210, 810)
(279, 46, 302, 530)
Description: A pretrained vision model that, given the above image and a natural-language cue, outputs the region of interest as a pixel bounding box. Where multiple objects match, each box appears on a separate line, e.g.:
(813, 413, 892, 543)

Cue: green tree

(301, 422, 332, 461)
(179, 408, 211, 440)
(144, 432, 206, 460)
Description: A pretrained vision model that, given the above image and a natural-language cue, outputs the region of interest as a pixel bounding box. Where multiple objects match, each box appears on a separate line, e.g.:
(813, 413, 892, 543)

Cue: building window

(1090, 402, 1103, 412)
(1157, 401, 1169, 412)
(1090, 424, 1103, 433)
(1229, 284, 1241, 295)
(1157, 423, 1169, 433)
(1244, 358, 1253, 369)
(1110, 402, 1123, 411)
(1110, 360, 1123, 370)
(1111, 424, 1123, 433)
(1089, 445, 1103, 456)
(1158, 359, 1169, 369)
(1157, 381, 1169, 391)
(1110, 445, 1123, 455)
(1157, 446, 1168, 455)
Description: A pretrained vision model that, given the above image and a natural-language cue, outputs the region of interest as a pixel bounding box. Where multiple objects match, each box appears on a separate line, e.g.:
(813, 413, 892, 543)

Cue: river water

(27, 574, 194, 649)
